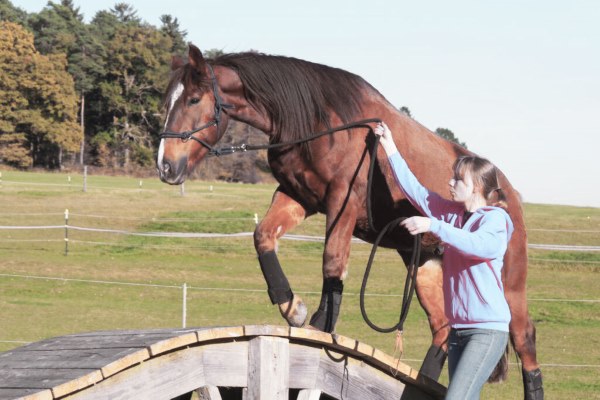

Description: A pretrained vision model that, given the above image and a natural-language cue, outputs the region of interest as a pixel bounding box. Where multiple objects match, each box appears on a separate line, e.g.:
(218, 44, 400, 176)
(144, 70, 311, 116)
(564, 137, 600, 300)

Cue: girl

(375, 122, 512, 400)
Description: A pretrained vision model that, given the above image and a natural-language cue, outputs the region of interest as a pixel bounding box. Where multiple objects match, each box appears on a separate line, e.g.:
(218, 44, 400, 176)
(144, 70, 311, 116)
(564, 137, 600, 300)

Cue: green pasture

(0, 170, 599, 399)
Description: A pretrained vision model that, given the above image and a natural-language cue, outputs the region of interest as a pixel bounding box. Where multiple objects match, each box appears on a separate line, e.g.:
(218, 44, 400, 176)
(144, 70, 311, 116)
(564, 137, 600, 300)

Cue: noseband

(159, 64, 234, 156)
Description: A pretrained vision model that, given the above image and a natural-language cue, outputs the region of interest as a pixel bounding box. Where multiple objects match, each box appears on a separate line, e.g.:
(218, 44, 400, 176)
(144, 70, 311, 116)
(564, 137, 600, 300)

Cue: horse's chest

(269, 154, 327, 211)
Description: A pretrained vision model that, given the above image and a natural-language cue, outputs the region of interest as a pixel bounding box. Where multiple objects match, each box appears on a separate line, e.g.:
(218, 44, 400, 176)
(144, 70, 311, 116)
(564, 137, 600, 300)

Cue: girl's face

(449, 170, 476, 203)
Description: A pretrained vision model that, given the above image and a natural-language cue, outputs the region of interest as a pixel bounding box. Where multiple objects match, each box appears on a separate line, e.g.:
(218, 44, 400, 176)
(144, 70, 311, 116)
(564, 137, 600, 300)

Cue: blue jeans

(446, 328, 509, 400)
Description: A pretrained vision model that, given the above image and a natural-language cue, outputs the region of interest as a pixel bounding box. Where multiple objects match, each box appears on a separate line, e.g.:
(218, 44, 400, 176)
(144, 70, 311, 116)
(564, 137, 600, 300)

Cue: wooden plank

(0, 388, 52, 400)
(288, 343, 320, 389)
(196, 385, 222, 400)
(315, 354, 413, 400)
(148, 332, 198, 356)
(65, 346, 207, 400)
(0, 348, 149, 374)
(289, 327, 332, 345)
(296, 389, 321, 400)
(370, 348, 418, 381)
(247, 336, 289, 400)
(19, 333, 187, 352)
(195, 326, 244, 343)
(0, 368, 101, 393)
(368, 348, 446, 397)
(243, 325, 289, 338)
(64, 328, 200, 337)
(101, 348, 150, 378)
(202, 342, 248, 388)
(52, 370, 104, 398)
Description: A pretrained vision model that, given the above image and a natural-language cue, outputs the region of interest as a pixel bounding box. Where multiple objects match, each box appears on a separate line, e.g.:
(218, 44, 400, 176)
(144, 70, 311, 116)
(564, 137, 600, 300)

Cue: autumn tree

(28, 0, 106, 165)
(0, 21, 81, 169)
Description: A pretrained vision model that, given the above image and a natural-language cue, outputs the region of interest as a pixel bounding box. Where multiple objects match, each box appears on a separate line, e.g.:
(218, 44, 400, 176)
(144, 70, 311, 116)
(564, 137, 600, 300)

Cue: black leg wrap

(523, 368, 544, 400)
(258, 251, 292, 305)
(419, 345, 447, 381)
(309, 278, 343, 333)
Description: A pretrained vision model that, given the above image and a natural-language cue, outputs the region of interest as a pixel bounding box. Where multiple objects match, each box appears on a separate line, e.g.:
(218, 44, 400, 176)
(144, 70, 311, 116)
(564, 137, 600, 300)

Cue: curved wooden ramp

(0, 325, 446, 400)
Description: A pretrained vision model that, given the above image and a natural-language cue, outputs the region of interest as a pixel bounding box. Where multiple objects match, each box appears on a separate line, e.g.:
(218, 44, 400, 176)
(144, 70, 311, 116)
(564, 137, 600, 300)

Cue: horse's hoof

(279, 294, 307, 327)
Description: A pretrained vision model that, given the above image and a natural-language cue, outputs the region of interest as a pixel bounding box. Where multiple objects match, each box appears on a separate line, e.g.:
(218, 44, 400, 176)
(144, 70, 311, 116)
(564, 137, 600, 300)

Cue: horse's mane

(211, 52, 370, 148)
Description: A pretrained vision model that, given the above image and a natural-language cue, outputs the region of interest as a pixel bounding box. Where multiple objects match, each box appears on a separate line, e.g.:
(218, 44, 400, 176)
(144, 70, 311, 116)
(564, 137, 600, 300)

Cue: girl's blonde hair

(453, 156, 508, 210)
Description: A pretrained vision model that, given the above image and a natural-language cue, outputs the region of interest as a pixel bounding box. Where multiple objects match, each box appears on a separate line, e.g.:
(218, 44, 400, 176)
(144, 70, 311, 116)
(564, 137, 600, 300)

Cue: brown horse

(157, 44, 543, 399)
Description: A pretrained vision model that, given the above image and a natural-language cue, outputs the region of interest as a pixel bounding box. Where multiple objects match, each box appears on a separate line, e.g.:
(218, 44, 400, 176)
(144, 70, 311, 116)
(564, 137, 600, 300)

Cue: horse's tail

(488, 343, 510, 383)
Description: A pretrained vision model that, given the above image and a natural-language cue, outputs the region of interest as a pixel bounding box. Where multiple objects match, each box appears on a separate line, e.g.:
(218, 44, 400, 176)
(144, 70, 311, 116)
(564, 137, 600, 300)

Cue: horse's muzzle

(157, 156, 188, 185)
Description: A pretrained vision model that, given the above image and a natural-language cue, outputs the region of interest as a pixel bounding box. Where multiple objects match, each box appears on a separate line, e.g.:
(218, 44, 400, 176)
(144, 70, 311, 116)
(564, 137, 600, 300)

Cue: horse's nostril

(163, 161, 171, 174)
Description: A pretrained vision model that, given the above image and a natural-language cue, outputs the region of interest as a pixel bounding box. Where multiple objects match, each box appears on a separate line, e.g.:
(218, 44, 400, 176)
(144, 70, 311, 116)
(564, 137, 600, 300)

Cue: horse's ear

(171, 55, 185, 71)
(188, 44, 206, 72)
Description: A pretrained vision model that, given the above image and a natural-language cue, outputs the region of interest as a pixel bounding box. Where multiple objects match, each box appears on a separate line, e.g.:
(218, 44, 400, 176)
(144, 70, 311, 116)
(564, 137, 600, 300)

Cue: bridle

(159, 64, 234, 156)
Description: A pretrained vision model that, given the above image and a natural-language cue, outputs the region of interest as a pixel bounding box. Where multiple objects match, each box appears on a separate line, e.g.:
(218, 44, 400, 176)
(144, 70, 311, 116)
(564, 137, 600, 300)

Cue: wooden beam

(247, 336, 289, 400)
(65, 346, 207, 399)
(197, 385, 222, 400)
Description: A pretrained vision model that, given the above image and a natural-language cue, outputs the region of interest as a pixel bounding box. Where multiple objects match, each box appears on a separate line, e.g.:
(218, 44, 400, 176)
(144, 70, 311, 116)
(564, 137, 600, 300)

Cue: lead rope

(363, 134, 421, 369)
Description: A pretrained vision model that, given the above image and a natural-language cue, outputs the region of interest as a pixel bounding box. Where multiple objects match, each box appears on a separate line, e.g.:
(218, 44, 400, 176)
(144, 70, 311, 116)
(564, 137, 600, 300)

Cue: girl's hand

(374, 122, 398, 155)
(400, 216, 431, 235)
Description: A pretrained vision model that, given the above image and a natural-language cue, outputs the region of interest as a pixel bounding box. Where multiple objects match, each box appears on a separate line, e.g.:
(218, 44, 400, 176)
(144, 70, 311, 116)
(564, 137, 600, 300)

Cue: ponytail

(487, 187, 508, 210)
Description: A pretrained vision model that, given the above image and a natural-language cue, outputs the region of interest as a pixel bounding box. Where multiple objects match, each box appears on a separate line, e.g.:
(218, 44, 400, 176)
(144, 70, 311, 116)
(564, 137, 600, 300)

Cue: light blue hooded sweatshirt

(388, 151, 513, 332)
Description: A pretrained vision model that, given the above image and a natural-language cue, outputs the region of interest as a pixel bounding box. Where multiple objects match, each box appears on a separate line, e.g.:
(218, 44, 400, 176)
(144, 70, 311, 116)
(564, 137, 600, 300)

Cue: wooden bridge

(0, 325, 446, 400)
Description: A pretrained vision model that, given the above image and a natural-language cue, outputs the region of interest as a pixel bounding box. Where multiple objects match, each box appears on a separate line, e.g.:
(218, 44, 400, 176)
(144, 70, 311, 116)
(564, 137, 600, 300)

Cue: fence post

(83, 166, 87, 193)
(180, 183, 185, 197)
(182, 283, 187, 328)
(254, 213, 259, 225)
(64, 209, 69, 256)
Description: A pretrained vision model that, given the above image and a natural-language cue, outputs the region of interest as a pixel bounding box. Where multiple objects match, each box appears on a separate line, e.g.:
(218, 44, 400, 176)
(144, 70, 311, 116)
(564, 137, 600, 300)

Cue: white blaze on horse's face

(158, 82, 185, 169)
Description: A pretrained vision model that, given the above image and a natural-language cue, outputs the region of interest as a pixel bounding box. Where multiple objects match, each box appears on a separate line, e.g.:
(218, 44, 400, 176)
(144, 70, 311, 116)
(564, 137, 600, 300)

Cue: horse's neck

(215, 66, 273, 135)
(379, 104, 465, 195)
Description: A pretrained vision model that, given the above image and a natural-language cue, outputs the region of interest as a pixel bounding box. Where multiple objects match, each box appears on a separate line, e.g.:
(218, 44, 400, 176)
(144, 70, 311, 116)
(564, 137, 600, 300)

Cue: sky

(11, 0, 600, 208)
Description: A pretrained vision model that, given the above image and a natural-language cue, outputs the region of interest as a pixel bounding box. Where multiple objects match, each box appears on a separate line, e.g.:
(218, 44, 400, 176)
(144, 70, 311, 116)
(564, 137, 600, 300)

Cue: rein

(159, 63, 421, 336)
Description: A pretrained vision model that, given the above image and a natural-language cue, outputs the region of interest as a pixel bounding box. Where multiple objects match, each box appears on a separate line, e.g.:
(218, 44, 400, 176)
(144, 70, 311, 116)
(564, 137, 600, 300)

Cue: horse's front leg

(308, 188, 358, 333)
(254, 187, 312, 327)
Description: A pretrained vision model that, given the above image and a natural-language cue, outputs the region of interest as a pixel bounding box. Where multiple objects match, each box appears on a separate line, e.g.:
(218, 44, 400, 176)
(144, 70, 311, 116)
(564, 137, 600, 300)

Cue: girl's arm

(429, 210, 510, 259)
(375, 123, 459, 219)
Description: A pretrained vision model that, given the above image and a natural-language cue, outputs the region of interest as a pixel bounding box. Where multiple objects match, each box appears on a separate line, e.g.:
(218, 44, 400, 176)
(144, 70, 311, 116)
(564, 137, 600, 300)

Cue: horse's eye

(189, 98, 200, 105)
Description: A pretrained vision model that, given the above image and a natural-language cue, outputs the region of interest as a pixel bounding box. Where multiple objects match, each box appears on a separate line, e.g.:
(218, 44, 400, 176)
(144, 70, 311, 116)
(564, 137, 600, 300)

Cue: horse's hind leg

(254, 187, 311, 327)
(400, 252, 449, 381)
(504, 244, 544, 400)
(506, 289, 544, 400)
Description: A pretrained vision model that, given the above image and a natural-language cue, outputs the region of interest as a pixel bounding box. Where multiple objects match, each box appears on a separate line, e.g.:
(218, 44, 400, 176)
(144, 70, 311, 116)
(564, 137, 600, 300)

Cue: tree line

(0, 0, 465, 182)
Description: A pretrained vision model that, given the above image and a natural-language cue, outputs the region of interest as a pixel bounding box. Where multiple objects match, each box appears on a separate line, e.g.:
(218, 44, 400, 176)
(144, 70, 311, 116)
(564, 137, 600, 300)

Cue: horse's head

(157, 45, 231, 184)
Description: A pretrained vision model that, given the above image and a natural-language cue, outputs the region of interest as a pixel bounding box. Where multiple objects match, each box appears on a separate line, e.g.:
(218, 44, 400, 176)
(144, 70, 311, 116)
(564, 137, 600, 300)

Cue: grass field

(0, 169, 599, 399)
